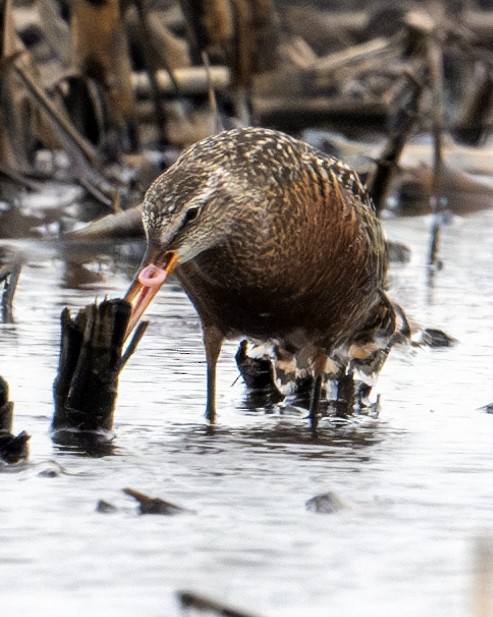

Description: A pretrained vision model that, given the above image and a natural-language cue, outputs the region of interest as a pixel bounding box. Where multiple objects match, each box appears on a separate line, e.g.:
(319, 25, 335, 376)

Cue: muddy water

(0, 210, 492, 617)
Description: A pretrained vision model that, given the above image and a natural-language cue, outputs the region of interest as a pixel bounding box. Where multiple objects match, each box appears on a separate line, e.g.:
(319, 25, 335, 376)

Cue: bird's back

(172, 127, 389, 353)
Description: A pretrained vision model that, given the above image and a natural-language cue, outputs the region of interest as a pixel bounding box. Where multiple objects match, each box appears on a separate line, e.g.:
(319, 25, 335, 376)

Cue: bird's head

(123, 161, 239, 337)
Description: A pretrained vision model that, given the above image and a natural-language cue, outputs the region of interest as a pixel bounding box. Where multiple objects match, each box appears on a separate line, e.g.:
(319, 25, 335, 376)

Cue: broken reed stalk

(367, 70, 423, 214)
(453, 66, 493, 146)
(11, 53, 116, 207)
(0, 256, 22, 324)
(0, 161, 42, 189)
(202, 50, 224, 133)
(52, 298, 147, 440)
(134, 0, 169, 143)
(425, 29, 447, 270)
(231, 0, 254, 125)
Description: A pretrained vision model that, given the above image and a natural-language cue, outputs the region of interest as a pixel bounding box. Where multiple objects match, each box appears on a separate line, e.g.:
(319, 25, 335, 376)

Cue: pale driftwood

(1, 0, 17, 57)
(281, 6, 364, 54)
(283, 9, 493, 49)
(310, 36, 393, 75)
(399, 141, 493, 176)
(65, 206, 143, 240)
(316, 133, 493, 177)
(466, 11, 493, 47)
(131, 66, 230, 98)
(398, 162, 493, 215)
(281, 36, 318, 70)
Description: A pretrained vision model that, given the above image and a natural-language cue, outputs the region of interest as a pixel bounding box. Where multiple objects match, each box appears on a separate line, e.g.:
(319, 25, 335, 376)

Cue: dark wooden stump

(52, 298, 146, 443)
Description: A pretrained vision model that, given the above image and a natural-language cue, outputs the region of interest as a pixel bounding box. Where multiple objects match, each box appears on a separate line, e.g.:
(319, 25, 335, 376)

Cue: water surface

(1, 211, 492, 617)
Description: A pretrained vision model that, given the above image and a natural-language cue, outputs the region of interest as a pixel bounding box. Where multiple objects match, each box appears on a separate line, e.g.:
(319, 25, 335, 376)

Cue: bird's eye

(183, 206, 200, 225)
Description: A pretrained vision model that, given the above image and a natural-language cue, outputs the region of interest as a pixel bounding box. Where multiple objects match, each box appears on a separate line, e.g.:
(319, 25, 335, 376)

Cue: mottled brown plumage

(125, 127, 406, 426)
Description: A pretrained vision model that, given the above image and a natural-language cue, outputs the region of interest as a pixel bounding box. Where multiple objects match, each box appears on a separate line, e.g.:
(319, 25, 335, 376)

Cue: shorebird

(124, 127, 407, 427)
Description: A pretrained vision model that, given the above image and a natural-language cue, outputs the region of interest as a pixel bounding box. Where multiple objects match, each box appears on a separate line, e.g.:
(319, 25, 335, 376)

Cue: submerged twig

(177, 590, 267, 617)
(119, 321, 148, 369)
(123, 487, 192, 515)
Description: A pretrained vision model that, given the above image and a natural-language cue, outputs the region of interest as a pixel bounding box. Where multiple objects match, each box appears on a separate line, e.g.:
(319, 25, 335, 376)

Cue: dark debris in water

(305, 491, 353, 514)
(479, 403, 493, 415)
(96, 499, 118, 514)
(123, 487, 193, 516)
(0, 375, 30, 464)
(235, 339, 278, 393)
(0, 430, 30, 465)
(414, 328, 457, 348)
(37, 462, 64, 478)
(387, 240, 411, 263)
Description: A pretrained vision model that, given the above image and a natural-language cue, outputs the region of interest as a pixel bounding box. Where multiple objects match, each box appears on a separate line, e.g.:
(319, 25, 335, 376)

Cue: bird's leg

(309, 375, 322, 431)
(308, 351, 327, 430)
(203, 325, 223, 424)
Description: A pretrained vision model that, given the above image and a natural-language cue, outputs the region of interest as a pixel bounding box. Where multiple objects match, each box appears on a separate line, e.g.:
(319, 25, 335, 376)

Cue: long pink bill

(124, 251, 178, 340)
